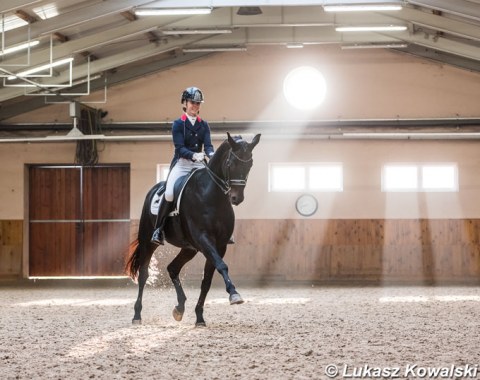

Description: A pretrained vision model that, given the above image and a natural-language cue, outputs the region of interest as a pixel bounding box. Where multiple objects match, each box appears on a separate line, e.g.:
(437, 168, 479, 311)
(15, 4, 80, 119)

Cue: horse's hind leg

(133, 262, 149, 324)
(167, 248, 198, 322)
(132, 245, 155, 324)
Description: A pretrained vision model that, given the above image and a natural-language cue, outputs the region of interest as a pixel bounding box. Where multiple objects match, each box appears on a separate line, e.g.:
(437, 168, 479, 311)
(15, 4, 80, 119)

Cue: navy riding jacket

(171, 114, 214, 164)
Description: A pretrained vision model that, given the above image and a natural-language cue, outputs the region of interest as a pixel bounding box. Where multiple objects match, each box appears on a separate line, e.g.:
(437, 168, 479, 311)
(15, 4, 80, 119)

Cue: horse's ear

(249, 134, 261, 150)
(227, 132, 238, 149)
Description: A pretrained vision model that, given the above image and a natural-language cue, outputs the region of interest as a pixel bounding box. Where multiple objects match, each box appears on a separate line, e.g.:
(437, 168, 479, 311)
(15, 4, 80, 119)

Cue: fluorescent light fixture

(324, 4, 402, 12)
(341, 42, 408, 49)
(286, 43, 304, 49)
(162, 29, 232, 35)
(336, 25, 407, 32)
(7, 57, 74, 80)
(0, 40, 40, 56)
(183, 47, 247, 52)
(134, 7, 212, 16)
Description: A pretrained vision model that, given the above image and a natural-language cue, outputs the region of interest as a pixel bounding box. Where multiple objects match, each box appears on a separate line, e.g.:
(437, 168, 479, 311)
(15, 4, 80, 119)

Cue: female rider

(151, 86, 214, 245)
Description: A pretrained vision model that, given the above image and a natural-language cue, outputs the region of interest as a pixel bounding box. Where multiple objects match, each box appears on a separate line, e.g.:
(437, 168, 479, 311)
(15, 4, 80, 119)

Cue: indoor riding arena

(1, 1, 479, 379)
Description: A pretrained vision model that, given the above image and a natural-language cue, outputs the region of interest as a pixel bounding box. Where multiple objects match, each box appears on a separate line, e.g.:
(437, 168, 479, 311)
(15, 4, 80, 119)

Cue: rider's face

(186, 100, 201, 117)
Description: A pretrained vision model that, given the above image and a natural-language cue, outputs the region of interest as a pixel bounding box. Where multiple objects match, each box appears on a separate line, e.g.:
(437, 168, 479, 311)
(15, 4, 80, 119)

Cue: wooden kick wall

(2, 218, 480, 283)
(172, 219, 480, 284)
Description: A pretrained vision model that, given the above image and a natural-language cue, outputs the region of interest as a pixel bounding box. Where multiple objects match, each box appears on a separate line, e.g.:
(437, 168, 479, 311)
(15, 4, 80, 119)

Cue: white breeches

(165, 158, 204, 201)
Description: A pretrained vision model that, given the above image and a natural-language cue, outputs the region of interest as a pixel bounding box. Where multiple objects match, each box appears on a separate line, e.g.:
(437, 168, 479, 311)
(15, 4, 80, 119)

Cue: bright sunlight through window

(269, 163, 343, 192)
(283, 66, 327, 110)
(270, 165, 306, 191)
(309, 165, 343, 191)
(383, 164, 457, 192)
(422, 165, 457, 191)
(156, 164, 170, 182)
(383, 165, 418, 191)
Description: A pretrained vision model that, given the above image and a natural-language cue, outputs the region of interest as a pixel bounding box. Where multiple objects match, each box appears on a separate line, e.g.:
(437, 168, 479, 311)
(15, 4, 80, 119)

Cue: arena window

(156, 164, 170, 182)
(269, 163, 343, 192)
(382, 163, 457, 192)
(421, 165, 458, 191)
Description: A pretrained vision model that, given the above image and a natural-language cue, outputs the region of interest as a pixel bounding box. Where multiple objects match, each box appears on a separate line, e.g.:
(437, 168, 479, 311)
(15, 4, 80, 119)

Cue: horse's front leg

(167, 248, 198, 321)
(194, 259, 216, 327)
(199, 242, 244, 306)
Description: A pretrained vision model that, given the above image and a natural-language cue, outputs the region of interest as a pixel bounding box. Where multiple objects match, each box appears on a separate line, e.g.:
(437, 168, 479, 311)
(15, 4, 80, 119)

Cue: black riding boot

(151, 200, 174, 246)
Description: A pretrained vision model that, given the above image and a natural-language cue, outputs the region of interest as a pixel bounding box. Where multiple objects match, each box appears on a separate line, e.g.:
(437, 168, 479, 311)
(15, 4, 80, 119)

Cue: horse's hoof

(172, 306, 184, 322)
(229, 293, 244, 305)
(195, 321, 207, 328)
(132, 319, 142, 325)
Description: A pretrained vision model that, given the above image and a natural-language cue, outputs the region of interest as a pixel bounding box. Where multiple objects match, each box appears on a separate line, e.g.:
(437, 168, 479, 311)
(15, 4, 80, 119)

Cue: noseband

(203, 149, 253, 194)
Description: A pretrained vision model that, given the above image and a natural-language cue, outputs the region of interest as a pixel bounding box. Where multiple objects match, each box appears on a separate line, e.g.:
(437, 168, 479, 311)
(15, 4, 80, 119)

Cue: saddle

(150, 168, 201, 216)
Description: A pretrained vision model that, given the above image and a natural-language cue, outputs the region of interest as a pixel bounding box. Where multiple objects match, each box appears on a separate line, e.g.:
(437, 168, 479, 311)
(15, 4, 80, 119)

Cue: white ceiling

(0, 0, 479, 121)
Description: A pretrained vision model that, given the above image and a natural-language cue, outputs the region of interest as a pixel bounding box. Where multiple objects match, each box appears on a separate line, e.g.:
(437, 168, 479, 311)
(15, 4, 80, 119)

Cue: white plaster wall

(2, 138, 480, 220)
(245, 138, 480, 220)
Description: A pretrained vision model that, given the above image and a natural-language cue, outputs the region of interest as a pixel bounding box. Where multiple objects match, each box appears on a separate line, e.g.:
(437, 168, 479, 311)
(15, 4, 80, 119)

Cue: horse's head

(225, 132, 261, 205)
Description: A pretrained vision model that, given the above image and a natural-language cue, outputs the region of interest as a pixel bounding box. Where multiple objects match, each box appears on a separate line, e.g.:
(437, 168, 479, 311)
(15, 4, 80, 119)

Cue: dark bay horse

(126, 132, 261, 326)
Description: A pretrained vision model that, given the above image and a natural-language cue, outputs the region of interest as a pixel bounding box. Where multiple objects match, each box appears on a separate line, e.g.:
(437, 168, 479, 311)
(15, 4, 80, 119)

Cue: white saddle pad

(150, 193, 162, 215)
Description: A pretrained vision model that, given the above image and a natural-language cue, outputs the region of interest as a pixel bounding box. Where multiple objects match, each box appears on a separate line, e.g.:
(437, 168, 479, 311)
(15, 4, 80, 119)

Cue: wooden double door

(29, 165, 130, 277)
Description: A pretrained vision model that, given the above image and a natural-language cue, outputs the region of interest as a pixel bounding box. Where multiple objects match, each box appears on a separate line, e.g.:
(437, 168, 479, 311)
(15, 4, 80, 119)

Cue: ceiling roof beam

(120, 10, 138, 22)
(398, 44, 480, 72)
(14, 9, 37, 23)
(145, 0, 402, 7)
(1, 12, 199, 67)
(2, 22, 478, 103)
(34, 0, 152, 34)
(180, 27, 480, 62)
(0, 35, 211, 102)
(5, 0, 156, 46)
(4, 6, 478, 60)
(388, 7, 480, 42)
(0, 0, 41, 13)
(394, 30, 480, 61)
(407, 0, 480, 22)
(0, 51, 212, 121)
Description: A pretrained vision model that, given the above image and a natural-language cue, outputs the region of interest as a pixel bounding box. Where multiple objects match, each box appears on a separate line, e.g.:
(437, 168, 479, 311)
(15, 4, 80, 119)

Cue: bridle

(202, 149, 253, 195)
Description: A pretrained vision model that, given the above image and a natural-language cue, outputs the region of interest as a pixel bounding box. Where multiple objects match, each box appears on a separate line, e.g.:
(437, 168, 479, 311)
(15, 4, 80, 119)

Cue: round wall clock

(295, 194, 318, 217)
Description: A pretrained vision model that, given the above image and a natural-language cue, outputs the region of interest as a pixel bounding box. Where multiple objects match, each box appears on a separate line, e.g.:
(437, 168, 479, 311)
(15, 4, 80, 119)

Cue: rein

(202, 161, 231, 194)
(202, 149, 253, 194)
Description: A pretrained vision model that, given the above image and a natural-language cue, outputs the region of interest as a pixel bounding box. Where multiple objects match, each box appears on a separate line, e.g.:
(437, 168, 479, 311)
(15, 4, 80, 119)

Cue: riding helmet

(181, 87, 204, 104)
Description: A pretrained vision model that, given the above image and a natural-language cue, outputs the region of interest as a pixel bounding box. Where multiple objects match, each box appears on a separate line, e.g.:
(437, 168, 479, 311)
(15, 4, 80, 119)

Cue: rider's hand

(192, 152, 205, 162)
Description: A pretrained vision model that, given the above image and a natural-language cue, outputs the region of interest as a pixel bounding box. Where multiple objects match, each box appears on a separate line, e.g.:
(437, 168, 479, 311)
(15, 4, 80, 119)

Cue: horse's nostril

(230, 194, 244, 206)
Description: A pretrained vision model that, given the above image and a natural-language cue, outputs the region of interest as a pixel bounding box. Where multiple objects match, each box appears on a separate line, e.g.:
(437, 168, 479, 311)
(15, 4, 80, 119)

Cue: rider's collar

(181, 113, 202, 123)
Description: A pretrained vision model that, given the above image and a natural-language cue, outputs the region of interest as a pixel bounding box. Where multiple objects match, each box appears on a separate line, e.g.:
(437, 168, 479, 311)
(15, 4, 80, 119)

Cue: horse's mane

(208, 135, 244, 169)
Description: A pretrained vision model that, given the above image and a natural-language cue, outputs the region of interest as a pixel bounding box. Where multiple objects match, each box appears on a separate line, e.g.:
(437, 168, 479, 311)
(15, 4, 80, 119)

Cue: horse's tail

(125, 238, 141, 279)
(125, 184, 158, 279)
